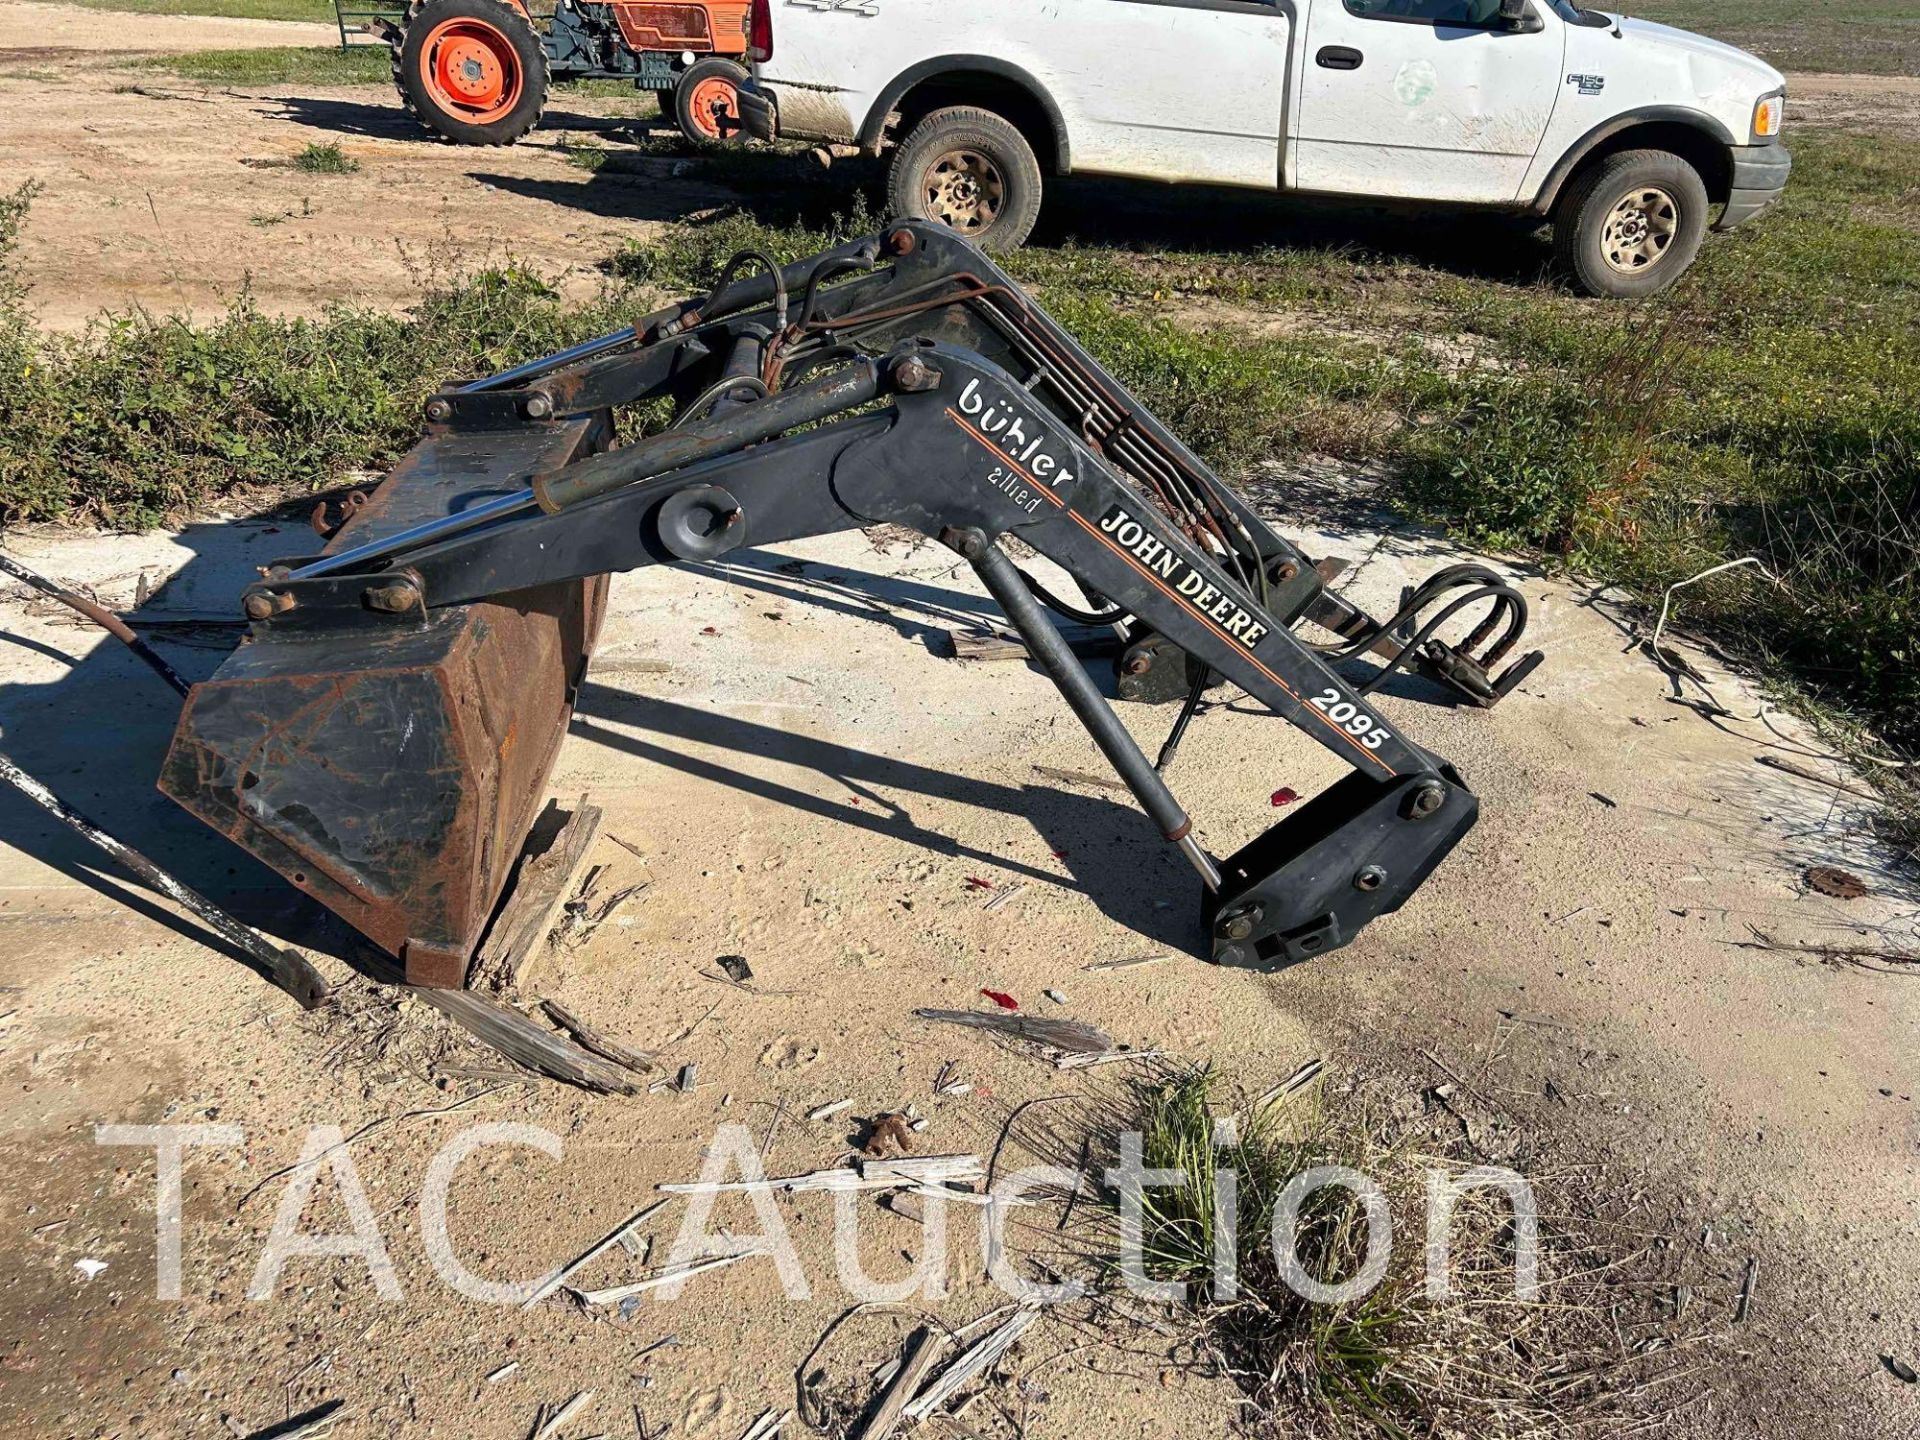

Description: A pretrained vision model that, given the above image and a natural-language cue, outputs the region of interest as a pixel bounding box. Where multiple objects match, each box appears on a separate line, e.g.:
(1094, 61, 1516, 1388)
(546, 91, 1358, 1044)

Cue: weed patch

(1021, 1062, 1715, 1437)
(292, 141, 358, 174)
(0, 187, 638, 528)
(139, 45, 391, 86)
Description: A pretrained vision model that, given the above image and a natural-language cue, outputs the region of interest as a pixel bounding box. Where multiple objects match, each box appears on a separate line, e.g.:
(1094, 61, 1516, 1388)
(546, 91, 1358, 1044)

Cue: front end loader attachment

(161, 223, 1541, 985)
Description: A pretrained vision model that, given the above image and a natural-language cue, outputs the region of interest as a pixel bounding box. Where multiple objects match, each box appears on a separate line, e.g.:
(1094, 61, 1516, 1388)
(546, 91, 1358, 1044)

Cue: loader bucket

(159, 419, 607, 988)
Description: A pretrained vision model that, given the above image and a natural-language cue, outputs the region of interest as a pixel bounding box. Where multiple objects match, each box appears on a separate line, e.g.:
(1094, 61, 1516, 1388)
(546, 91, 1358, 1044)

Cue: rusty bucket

(160, 419, 606, 988)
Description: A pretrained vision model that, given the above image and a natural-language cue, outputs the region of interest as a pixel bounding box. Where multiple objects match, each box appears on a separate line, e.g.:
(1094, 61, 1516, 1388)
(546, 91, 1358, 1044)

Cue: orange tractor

(346, 0, 753, 146)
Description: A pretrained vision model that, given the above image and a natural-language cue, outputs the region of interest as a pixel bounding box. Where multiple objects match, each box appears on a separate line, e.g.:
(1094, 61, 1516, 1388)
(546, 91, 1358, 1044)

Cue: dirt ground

(0, 10, 1917, 1440)
(4, 2, 1919, 328)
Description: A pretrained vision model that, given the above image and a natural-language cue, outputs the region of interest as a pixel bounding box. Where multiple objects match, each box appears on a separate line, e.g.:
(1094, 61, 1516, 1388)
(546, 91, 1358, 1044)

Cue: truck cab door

(1291, 0, 1565, 201)
(1067, 0, 1292, 188)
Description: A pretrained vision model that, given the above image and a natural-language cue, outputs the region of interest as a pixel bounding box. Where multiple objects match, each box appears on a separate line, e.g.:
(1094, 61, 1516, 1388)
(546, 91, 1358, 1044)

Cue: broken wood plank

(531, 1390, 593, 1440)
(569, 1249, 766, 1305)
(0, 747, 329, 1010)
(419, 989, 640, 1095)
(903, 1306, 1042, 1421)
(856, 1328, 946, 1440)
(520, 1198, 672, 1311)
(948, 626, 1118, 662)
(539, 999, 657, 1075)
(660, 1155, 983, 1196)
(469, 798, 603, 992)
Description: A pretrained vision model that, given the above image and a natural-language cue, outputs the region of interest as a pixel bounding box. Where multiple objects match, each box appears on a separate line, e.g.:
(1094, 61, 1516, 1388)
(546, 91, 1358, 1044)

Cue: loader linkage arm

(164, 223, 1542, 984)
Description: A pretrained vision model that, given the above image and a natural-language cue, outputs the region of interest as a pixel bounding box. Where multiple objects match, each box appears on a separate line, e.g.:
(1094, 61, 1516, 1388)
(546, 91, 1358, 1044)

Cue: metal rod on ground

(0, 553, 190, 698)
(0, 748, 329, 1009)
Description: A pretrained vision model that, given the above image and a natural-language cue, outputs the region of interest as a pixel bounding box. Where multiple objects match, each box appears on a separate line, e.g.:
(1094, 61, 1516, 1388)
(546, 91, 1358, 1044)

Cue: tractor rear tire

(673, 57, 749, 146)
(395, 0, 549, 146)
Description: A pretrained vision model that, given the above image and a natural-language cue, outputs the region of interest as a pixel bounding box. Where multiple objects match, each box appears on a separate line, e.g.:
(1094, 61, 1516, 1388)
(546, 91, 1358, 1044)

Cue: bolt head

(894, 356, 941, 393)
(523, 394, 553, 420)
(243, 592, 274, 621)
(424, 398, 453, 423)
(1408, 782, 1446, 819)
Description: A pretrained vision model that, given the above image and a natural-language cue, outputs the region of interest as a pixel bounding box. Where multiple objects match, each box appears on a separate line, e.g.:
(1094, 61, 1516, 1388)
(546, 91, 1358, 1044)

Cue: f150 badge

(1567, 73, 1605, 95)
(788, 0, 878, 14)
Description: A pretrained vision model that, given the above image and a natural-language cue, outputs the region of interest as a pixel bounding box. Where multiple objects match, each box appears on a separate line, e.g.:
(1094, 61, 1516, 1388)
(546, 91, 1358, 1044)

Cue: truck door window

(1344, 0, 1504, 26)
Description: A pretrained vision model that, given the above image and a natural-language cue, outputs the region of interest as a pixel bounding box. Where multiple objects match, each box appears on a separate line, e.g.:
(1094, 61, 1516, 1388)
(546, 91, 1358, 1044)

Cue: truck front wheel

(886, 107, 1043, 252)
(1553, 149, 1709, 298)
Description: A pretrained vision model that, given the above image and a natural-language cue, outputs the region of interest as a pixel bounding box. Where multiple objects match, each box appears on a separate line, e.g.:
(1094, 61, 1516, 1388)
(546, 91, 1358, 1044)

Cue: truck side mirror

(1496, 0, 1539, 28)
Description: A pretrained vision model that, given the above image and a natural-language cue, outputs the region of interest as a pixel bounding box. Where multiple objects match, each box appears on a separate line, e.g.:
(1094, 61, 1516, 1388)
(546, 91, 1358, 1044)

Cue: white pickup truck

(731, 0, 1789, 296)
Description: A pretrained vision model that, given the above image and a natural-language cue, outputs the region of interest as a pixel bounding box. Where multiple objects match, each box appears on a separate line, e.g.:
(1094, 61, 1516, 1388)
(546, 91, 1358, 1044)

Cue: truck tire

(1553, 149, 1709, 298)
(886, 107, 1043, 252)
(673, 57, 750, 145)
(394, 0, 548, 147)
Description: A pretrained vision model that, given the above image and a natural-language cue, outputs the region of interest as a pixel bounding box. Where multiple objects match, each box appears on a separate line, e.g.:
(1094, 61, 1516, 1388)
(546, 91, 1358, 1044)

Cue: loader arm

(162, 223, 1537, 983)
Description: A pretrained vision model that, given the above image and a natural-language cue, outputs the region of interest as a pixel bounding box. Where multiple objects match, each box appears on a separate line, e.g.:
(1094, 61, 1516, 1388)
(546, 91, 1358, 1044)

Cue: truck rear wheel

(886, 107, 1043, 252)
(673, 57, 749, 145)
(394, 0, 548, 147)
(1553, 149, 1709, 298)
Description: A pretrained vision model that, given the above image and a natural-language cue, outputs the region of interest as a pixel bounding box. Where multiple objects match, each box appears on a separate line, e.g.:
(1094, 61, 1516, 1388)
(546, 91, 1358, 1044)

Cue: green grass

(1057, 1063, 1697, 1436)
(1628, 0, 1920, 75)
(1, 118, 1914, 787)
(139, 45, 391, 86)
(610, 130, 1919, 770)
(57, 0, 337, 22)
(292, 140, 357, 173)
(0, 183, 636, 529)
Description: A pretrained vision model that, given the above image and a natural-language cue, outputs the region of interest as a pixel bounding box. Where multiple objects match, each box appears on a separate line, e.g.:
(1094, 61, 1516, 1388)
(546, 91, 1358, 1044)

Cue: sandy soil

(0, 489, 1915, 1437)
(0, 3, 719, 331)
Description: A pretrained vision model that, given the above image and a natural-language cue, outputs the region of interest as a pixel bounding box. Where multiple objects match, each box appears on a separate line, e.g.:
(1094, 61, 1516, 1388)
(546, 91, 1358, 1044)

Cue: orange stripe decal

(945, 405, 1397, 777)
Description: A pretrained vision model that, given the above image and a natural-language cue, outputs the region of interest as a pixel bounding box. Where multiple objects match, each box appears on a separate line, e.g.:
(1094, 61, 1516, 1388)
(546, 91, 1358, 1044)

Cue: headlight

(1753, 93, 1784, 138)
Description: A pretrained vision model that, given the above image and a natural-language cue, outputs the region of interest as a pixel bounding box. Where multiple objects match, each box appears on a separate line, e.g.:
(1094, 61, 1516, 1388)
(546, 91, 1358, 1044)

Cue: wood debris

(539, 999, 657, 1075)
(468, 798, 602, 993)
(531, 1389, 594, 1440)
(914, 1007, 1112, 1055)
(807, 1098, 853, 1121)
(1255, 1058, 1325, 1107)
(1084, 953, 1168, 972)
(660, 1154, 983, 1196)
(520, 1199, 671, 1311)
(739, 1410, 788, 1440)
(1053, 1048, 1162, 1071)
(569, 1249, 768, 1305)
(902, 1305, 1042, 1422)
(855, 1328, 946, 1440)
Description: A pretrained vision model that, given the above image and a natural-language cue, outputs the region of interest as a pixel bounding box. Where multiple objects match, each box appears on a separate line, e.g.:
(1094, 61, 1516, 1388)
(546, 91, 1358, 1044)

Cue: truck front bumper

(738, 81, 777, 143)
(1715, 143, 1791, 231)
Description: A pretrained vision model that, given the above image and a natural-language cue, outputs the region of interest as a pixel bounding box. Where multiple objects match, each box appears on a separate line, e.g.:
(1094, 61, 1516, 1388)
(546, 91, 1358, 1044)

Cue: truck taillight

(748, 0, 773, 61)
